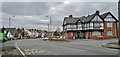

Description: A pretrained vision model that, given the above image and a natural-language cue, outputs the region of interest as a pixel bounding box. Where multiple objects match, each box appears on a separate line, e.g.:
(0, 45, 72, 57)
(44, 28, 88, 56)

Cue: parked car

(41, 37, 49, 41)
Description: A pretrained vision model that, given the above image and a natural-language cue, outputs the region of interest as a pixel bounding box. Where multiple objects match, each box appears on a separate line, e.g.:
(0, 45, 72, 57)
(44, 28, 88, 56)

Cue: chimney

(69, 15, 73, 18)
(87, 15, 90, 17)
(95, 10, 100, 15)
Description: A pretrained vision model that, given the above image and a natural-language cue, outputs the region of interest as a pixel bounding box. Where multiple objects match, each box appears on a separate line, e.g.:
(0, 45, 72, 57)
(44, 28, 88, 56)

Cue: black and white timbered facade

(63, 10, 118, 39)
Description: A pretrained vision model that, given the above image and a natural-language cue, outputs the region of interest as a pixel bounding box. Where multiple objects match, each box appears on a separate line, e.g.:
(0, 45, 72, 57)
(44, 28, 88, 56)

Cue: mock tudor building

(62, 10, 118, 40)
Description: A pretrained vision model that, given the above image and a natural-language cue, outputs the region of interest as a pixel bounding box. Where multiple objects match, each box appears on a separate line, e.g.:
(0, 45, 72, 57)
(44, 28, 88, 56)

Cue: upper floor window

(67, 25, 76, 30)
(107, 22, 112, 27)
(105, 14, 115, 21)
(94, 22, 100, 28)
(107, 30, 112, 36)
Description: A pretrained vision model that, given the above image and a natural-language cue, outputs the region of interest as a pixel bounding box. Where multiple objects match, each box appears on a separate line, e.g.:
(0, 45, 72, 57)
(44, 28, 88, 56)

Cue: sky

(1, 0, 118, 31)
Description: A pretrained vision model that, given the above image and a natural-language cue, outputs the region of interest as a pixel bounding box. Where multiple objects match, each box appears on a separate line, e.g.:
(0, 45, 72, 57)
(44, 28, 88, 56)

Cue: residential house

(14, 28, 24, 39)
(62, 10, 118, 40)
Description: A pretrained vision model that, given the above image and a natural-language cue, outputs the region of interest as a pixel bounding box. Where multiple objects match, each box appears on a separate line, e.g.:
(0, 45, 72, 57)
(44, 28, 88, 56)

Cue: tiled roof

(100, 12, 110, 19)
(100, 12, 118, 22)
(63, 11, 118, 25)
(64, 17, 80, 24)
(63, 13, 96, 24)
(80, 13, 96, 22)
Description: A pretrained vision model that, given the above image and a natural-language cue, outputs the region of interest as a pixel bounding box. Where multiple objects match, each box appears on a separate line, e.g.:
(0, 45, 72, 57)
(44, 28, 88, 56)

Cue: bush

(53, 31, 60, 36)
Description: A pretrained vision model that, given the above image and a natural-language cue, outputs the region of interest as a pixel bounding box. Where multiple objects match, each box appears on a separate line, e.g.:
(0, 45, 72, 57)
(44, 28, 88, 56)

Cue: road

(13, 39, 119, 56)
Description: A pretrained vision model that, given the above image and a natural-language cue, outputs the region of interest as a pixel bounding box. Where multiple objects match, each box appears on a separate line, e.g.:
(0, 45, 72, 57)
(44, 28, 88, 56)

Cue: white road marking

(35, 51, 38, 53)
(24, 49, 30, 52)
(31, 51, 35, 54)
(28, 53, 31, 55)
(14, 42, 27, 57)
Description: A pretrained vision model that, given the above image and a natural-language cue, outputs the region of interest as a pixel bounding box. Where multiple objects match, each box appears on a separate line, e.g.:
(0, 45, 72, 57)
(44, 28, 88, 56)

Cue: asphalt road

(13, 39, 119, 56)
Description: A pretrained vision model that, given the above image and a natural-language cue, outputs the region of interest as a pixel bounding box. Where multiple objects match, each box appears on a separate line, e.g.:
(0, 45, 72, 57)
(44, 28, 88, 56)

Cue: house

(62, 15, 80, 39)
(14, 28, 24, 39)
(62, 10, 118, 40)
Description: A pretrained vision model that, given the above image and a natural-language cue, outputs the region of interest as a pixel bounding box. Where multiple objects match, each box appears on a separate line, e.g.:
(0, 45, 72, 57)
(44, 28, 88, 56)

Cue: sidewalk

(2, 40, 21, 56)
(68, 39, 118, 47)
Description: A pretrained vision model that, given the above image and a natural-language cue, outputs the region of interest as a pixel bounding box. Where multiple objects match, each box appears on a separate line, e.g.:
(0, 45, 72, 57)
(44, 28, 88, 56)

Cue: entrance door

(85, 32, 88, 39)
(77, 31, 81, 39)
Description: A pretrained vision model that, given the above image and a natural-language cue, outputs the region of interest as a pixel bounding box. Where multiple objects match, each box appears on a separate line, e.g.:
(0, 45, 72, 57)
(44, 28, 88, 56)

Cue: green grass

(109, 42, 119, 46)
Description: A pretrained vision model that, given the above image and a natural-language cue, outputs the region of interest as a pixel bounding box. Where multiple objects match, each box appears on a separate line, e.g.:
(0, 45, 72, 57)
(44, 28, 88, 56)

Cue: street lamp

(46, 16, 52, 31)
(9, 16, 15, 28)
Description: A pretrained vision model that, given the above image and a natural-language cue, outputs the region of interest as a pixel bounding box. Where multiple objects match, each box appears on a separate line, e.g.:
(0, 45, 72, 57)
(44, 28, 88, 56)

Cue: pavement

(13, 38, 119, 56)
(1, 40, 22, 57)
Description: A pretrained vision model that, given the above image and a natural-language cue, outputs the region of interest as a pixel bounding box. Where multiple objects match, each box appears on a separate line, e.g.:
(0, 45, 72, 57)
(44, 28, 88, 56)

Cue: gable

(91, 15, 103, 22)
(104, 14, 115, 21)
(63, 18, 66, 25)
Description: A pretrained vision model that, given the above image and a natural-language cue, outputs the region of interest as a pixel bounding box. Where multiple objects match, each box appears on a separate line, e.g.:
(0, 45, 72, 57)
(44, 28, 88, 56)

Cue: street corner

(100, 42, 120, 49)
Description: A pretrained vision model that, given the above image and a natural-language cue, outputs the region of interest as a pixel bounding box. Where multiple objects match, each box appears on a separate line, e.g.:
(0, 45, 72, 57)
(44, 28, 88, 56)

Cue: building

(14, 28, 24, 39)
(62, 10, 118, 40)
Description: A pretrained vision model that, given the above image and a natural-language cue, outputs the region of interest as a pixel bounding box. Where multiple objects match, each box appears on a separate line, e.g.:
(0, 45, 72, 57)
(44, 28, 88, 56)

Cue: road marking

(28, 53, 31, 55)
(31, 51, 35, 54)
(14, 43, 27, 57)
(35, 51, 38, 53)
(24, 49, 30, 52)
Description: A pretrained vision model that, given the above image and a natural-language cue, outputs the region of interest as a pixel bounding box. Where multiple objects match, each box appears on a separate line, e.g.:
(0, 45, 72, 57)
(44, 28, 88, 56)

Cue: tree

(53, 30, 60, 36)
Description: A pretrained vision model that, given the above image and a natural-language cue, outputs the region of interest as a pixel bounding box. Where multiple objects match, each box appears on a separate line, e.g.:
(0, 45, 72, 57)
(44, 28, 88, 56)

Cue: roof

(63, 12, 97, 24)
(80, 13, 96, 22)
(4, 28, 16, 35)
(63, 17, 80, 25)
(100, 12, 110, 19)
(100, 12, 118, 22)
(63, 11, 118, 25)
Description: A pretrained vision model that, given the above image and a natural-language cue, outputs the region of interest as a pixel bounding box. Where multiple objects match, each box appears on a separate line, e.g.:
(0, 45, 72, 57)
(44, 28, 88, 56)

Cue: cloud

(2, 2, 51, 15)
(2, 0, 118, 2)
(2, 2, 118, 31)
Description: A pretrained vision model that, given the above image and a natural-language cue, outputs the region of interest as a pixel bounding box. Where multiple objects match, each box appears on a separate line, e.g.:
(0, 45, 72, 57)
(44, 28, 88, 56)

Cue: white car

(42, 37, 49, 41)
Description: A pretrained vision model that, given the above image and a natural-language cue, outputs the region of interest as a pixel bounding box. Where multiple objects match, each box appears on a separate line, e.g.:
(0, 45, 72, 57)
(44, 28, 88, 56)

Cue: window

(94, 22, 100, 28)
(90, 22, 93, 29)
(67, 25, 76, 30)
(100, 23, 104, 29)
(92, 31, 101, 36)
(78, 24, 82, 30)
(107, 30, 112, 36)
(107, 22, 112, 27)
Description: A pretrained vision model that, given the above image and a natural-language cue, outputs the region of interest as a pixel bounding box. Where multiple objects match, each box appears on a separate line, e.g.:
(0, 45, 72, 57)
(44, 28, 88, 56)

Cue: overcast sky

(1, 0, 118, 31)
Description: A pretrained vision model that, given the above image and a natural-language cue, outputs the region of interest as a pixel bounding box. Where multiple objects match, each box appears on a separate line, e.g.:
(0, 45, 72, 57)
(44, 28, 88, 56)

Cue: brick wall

(103, 22, 117, 39)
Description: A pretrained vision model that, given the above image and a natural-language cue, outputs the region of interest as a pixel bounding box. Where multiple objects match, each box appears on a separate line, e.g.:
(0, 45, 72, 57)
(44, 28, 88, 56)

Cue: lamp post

(46, 16, 52, 31)
(9, 16, 15, 28)
(46, 16, 52, 38)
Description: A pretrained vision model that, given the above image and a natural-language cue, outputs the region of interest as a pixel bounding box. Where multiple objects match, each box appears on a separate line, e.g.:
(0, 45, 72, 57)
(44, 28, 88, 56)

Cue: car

(41, 37, 49, 41)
